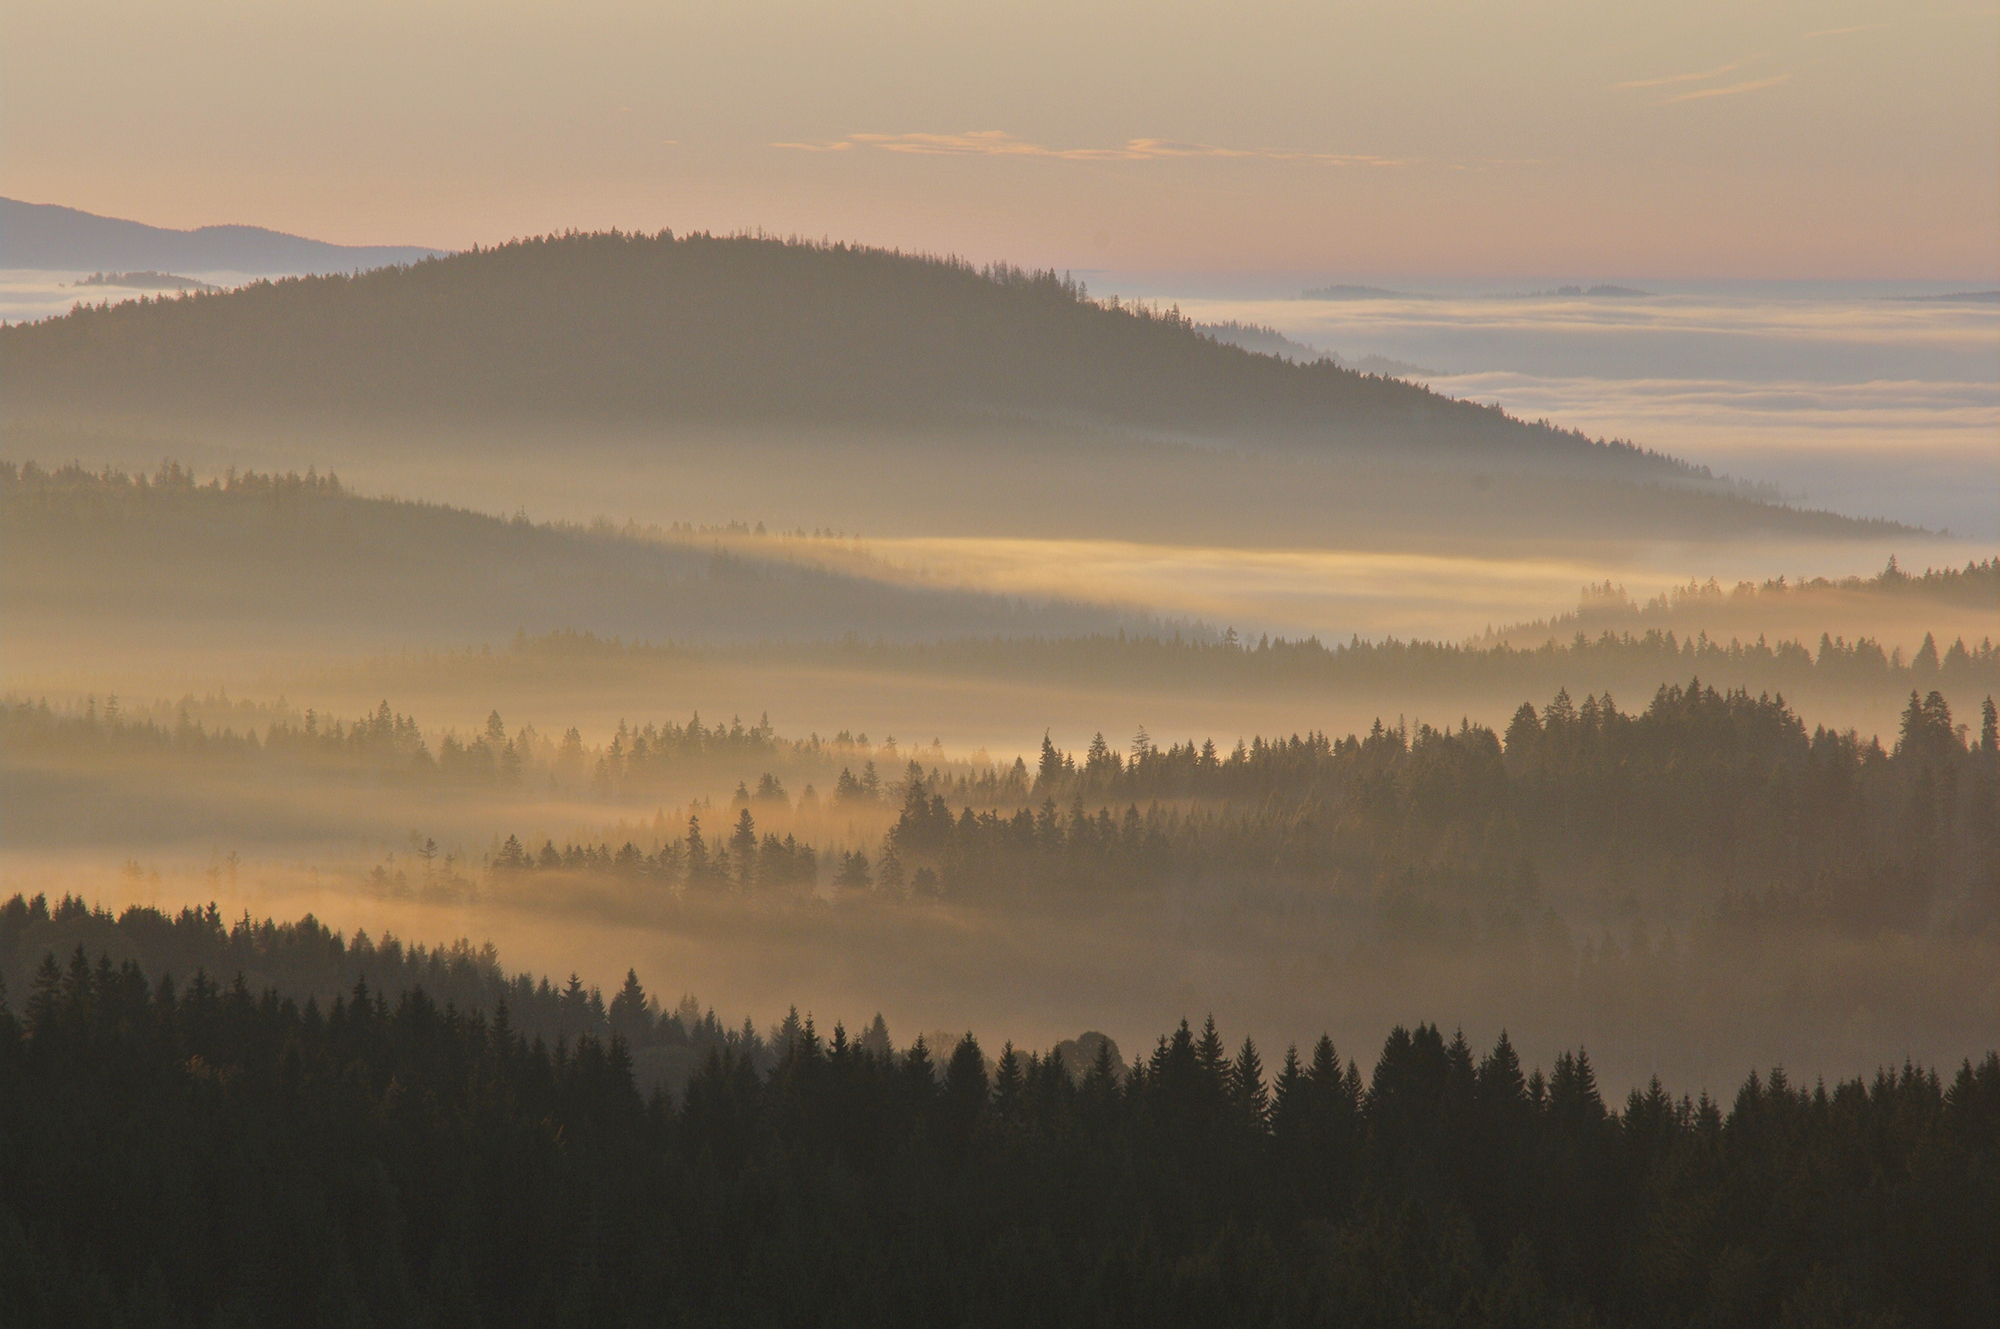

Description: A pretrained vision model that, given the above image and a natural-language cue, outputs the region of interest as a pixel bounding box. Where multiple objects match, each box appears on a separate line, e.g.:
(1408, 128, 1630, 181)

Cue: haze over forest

(4, 230, 1991, 1090)
(3, 4, 1996, 1317)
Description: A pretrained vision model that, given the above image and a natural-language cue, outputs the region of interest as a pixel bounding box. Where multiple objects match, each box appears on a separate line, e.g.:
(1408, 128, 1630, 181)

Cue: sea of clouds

(1120, 279, 1999, 541)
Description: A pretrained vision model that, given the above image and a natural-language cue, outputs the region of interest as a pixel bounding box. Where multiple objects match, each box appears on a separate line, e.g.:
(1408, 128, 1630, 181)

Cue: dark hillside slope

(1, 462, 1133, 655)
(4, 230, 1688, 474)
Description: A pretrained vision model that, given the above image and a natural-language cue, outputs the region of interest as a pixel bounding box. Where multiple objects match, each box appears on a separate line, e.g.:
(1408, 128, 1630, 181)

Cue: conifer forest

(4, 20, 1998, 1319)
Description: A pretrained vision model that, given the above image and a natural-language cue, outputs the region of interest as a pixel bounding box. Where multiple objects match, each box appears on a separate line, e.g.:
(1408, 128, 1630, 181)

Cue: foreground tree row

(2, 944, 1993, 1328)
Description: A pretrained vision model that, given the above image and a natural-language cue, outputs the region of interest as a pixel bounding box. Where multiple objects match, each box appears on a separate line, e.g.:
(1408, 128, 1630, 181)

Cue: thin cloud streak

(775, 130, 1411, 166)
(1803, 22, 1893, 39)
(1611, 63, 1741, 90)
(1663, 74, 1790, 104)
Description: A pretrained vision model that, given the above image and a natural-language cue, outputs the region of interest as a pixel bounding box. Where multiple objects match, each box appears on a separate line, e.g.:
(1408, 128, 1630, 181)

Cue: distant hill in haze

(1300, 282, 1657, 301)
(1195, 322, 1438, 380)
(1352, 353, 1439, 379)
(0, 197, 439, 276)
(1, 230, 1695, 475)
(1300, 283, 1411, 300)
(1887, 291, 2000, 304)
(1195, 320, 1331, 362)
(72, 271, 220, 293)
(1, 461, 1142, 663)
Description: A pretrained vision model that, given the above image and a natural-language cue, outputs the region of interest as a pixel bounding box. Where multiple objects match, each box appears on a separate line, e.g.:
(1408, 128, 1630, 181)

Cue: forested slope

(2, 937, 1993, 1327)
(2, 229, 1696, 473)
(1, 462, 1131, 650)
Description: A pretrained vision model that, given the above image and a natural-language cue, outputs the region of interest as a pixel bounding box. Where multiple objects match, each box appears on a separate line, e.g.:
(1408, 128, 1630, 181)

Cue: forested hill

(3, 230, 1689, 472)
(1, 461, 1137, 648)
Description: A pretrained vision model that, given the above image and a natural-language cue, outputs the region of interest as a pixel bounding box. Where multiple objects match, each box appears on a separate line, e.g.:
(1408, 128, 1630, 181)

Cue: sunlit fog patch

(782, 535, 1960, 643)
(796, 536, 1626, 639)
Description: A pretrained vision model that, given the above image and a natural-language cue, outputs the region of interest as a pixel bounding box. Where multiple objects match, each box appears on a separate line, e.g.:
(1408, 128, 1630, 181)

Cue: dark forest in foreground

(2, 942, 1993, 1328)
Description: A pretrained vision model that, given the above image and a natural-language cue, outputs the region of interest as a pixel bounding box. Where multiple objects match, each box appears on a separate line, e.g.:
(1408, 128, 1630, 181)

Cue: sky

(5, 0, 1996, 280)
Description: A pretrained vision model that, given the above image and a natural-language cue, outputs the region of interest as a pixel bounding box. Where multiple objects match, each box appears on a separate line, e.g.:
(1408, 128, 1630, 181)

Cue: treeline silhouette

(499, 684, 1999, 935)
(21, 614, 1990, 803)
(495, 623, 1999, 722)
(3, 695, 515, 787)
(13, 678, 1996, 932)
(4, 230, 1695, 473)
(2, 944, 1992, 1326)
(1, 692, 890, 799)
(0, 892, 767, 1093)
(1487, 557, 1999, 643)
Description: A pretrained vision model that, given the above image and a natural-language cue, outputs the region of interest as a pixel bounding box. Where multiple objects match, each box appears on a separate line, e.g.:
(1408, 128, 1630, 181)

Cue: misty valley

(1, 230, 1994, 1327)
(8, 666, 1993, 1096)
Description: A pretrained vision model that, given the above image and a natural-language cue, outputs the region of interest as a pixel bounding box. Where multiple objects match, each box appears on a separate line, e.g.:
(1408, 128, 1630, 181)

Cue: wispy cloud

(1448, 157, 1546, 172)
(775, 130, 1410, 166)
(1663, 74, 1790, 104)
(1803, 22, 1892, 39)
(1610, 63, 1741, 90)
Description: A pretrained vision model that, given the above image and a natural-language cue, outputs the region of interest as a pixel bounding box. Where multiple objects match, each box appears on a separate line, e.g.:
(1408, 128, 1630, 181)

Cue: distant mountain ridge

(1301, 282, 1655, 301)
(1301, 284, 1407, 300)
(0, 228, 1697, 476)
(0, 197, 439, 275)
(1887, 291, 2000, 304)
(72, 271, 219, 293)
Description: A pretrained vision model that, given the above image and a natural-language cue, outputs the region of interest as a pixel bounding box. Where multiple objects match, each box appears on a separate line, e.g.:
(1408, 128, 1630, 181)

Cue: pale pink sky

(6, 0, 1996, 278)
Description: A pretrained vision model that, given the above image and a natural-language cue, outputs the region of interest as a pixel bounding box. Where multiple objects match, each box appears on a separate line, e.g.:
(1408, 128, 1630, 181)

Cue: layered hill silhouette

(0, 197, 439, 275)
(4, 229, 1689, 473)
(2, 461, 1138, 663)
